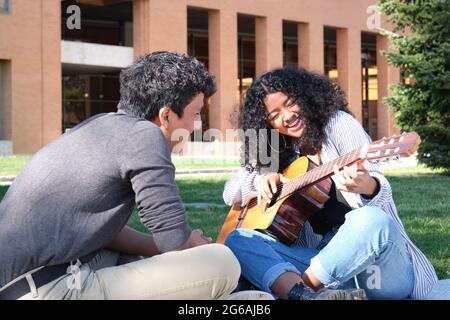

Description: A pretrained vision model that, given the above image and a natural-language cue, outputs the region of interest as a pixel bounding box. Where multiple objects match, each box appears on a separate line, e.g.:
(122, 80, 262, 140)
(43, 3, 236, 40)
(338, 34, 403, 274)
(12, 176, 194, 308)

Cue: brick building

(0, 0, 400, 154)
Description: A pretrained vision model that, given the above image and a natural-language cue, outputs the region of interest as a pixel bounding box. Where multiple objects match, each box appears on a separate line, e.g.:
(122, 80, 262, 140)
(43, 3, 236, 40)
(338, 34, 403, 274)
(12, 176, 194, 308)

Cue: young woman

(223, 67, 437, 300)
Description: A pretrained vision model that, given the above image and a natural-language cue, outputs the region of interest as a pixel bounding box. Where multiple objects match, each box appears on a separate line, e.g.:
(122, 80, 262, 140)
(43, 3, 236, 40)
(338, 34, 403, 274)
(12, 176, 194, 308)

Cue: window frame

(0, 0, 11, 15)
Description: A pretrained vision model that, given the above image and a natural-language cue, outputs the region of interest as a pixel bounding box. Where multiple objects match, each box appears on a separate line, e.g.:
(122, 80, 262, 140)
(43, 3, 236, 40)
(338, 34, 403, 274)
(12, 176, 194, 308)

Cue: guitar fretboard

(278, 148, 361, 199)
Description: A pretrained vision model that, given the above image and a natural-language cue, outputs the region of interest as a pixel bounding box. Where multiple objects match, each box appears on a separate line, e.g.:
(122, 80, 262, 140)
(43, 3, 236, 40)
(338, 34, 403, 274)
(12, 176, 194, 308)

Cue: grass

(383, 166, 450, 280)
(0, 184, 8, 200)
(172, 156, 240, 170)
(0, 156, 239, 176)
(0, 162, 448, 279)
(0, 155, 31, 176)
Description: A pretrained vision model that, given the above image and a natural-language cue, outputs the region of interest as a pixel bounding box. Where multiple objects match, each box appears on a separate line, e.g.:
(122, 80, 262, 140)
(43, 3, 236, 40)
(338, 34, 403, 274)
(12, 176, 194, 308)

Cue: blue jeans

(225, 206, 415, 300)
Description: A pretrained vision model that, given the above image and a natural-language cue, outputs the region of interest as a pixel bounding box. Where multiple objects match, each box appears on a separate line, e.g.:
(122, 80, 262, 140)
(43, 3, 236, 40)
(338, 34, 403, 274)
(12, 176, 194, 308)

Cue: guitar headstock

(359, 132, 421, 161)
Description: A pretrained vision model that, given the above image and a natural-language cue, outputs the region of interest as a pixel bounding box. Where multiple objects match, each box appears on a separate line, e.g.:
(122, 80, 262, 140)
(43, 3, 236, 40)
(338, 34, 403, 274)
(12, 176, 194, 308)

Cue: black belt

(0, 264, 70, 300)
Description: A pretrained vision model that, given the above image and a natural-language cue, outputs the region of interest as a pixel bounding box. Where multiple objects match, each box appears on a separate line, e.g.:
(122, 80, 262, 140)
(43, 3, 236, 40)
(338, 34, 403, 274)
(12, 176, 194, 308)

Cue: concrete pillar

(298, 22, 324, 74)
(42, 0, 62, 146)
(8, 0, 62, 153)
(377, 34, 400, 138)
(255, 16, 283, 77)
(337, 28, 362, 123)
(208, 9, 238, 134)
(133, 0, 187, 58)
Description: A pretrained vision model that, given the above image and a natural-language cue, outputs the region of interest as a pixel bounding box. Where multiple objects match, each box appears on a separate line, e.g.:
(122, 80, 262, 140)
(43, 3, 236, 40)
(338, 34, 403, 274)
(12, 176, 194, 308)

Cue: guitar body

(216, 156, 332, 245)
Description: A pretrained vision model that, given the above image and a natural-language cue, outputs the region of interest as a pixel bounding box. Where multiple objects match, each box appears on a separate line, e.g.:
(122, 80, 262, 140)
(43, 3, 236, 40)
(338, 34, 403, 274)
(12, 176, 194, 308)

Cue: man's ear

(158, 106, 171, 128)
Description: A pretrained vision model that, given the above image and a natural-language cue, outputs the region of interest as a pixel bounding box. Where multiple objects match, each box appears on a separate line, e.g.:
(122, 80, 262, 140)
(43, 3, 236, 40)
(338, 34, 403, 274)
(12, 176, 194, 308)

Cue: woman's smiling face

(264, 91, 305, 138)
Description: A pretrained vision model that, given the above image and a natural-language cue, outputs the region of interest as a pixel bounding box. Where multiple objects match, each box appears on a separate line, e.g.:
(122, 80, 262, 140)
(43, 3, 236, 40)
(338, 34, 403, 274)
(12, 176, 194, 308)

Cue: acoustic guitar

(216, 132, 421, 245)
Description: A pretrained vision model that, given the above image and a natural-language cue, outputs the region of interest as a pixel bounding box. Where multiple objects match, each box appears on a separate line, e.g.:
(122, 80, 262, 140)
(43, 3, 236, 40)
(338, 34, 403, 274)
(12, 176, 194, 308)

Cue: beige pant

(18, 243, 240, 300)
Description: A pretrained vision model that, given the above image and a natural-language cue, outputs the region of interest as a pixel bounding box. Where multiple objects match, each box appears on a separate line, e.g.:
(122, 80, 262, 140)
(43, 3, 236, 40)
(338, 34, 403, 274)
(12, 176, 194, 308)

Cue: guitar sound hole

(266, 191, 282, 208)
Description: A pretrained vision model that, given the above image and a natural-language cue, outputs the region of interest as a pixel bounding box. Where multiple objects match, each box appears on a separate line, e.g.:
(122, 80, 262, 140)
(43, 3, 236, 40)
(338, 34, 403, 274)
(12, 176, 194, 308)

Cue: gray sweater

(0, 112, 191, 288)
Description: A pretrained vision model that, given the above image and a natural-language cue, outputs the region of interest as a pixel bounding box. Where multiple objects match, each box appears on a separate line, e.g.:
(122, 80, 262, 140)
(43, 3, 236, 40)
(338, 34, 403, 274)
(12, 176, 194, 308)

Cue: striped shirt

(222, 111, 438, 299)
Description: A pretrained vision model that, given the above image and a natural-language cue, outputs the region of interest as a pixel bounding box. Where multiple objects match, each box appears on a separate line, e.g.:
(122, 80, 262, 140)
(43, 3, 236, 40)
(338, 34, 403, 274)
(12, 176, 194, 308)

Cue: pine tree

(378, 0, 450, 171)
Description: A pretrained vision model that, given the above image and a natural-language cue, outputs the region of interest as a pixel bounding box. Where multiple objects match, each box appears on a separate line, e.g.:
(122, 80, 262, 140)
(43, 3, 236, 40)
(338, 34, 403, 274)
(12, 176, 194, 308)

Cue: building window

(61, 1, 133, 47)
(238, 15, 256, 105)
(324, 27, 338, 80)
(62, 73, 120, 132)
(0, 0, 11, 15)
(0, 62, 3, 137)
(188, 8, 210, 139)
(361, 32, 378, 139)
(0, 60, 12, 141)
(283, 22, 298, 68)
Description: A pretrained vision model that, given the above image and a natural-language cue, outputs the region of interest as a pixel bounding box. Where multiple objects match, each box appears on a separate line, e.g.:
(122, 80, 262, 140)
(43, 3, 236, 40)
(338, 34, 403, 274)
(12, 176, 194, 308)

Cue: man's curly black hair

(240, 67, 351, 172)
(118, 51, 216, 120)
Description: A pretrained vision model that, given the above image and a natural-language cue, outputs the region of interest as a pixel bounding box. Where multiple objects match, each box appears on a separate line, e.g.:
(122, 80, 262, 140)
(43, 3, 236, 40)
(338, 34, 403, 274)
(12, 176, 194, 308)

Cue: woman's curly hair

(239, 67, 351, 173)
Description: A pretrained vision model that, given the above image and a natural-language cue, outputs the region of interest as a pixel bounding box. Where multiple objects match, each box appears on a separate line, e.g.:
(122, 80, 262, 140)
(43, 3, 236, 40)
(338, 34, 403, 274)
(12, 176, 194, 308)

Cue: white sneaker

(224, 290, 275, 300)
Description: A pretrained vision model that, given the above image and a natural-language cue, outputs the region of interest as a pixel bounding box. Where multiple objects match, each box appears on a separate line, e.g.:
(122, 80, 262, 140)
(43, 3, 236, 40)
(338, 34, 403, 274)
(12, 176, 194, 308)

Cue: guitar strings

(242, 151, 360, 207)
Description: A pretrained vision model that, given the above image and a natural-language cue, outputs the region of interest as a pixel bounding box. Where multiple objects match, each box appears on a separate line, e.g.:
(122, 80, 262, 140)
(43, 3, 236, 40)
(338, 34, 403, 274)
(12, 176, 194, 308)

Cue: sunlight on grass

(384, 165, 447, 176)
(172, 156, 240, 170)
(0, 155, 31, 176)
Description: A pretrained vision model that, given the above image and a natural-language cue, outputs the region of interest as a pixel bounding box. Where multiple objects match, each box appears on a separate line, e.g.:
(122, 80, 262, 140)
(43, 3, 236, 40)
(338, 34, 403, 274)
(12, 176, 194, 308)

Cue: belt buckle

(66, 259, 82, 290)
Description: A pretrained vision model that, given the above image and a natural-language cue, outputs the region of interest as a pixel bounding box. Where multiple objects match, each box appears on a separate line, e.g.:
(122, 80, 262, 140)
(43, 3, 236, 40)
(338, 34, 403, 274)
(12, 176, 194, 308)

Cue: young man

(0, 52, 241, 300)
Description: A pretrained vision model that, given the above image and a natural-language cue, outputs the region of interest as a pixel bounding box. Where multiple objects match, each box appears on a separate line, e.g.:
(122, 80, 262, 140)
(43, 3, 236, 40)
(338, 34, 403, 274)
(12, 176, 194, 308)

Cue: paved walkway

(175, 168, 237, 176)
(0, 176, 15, 186)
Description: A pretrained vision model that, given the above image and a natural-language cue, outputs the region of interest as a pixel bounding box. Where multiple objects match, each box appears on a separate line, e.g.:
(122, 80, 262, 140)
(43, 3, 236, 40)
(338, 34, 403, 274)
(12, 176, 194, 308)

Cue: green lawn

(0, 156, 239, 176)
(0, 165, 448, 279)
(0, 155, 31, 176)
(172, 157, 240, 170)
(383, 166, 450, 280)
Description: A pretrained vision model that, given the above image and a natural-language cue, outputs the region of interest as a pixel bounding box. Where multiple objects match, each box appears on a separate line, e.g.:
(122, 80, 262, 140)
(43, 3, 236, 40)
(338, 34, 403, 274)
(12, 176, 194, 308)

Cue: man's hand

(177, 229, 212, 250)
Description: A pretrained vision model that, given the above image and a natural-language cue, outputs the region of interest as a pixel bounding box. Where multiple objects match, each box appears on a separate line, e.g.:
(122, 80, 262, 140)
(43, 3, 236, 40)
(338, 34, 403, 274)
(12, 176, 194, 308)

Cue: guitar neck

(264, 131, 419, 204)
(278, 148, 362, 199)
